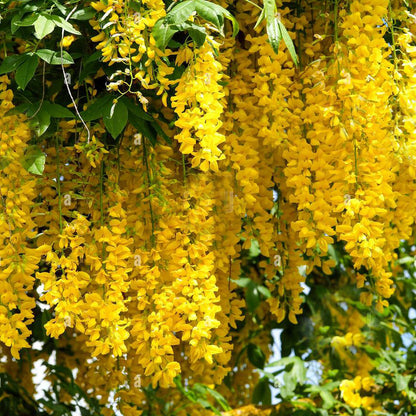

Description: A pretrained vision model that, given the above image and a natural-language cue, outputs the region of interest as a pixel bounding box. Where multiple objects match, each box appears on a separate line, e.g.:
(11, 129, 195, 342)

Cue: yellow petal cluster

(172, 37, 226, 172)
(0, 76, 50, 358)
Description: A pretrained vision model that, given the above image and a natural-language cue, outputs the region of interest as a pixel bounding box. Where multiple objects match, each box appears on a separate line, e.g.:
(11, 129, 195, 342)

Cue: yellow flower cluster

(90, 0, 172, 104)
(172, 38, 226, 172)
(340, 376, 375, 409)
(0, 76, 49, 358)
(91, 0, 165, 65)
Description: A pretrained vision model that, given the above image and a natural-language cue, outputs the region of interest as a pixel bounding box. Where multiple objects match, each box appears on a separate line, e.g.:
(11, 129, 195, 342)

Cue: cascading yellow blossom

(172, 37, 226, 172)
(0, 76, 50, 358)
(3, 0, 416, 413)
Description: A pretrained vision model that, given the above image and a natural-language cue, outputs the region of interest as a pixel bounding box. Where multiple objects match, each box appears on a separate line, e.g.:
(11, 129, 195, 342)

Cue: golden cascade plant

(1, 0, 416, 414)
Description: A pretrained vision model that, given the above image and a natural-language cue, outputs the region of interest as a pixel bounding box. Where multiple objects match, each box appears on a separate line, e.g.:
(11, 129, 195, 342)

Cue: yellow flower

(340, 376, 375, 409)
(61, 35, 76, 48)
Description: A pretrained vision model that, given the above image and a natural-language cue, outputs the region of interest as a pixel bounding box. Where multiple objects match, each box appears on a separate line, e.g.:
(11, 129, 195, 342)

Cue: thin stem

(182, 153, 187, 185)
(334, 0, 339, 44)
(143, 138, 155, 244)
(389, 0, 398, 71)
(60, 6, 91, 142)
(55, 136, 63, 235)
(99, 160, 106, 279)
(354, 136, 359, 191)
(245, 0, 262, 11)
(296, 0, 303, 70)
(28, 61, 46, 120)
(99, 161, 104, 227)
(117, 135, 124, 175)
(74, 59, 83, 144)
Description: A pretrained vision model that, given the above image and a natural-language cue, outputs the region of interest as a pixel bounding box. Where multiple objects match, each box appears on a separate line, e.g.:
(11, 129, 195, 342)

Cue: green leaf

(194, 0, 238, 36)
(270, 356, 307, 385)
(258, 285, 272, 299)
(174, 21, 207, 47)
(280, 372, 296, 399)
(320, 391, 337, 409)
(267, 356, 296, 368)
(121, 96, 158, 145)
(36, 49, 74, 65)
(278, 20, 299, 66)
(50, 15, 81, 35)
(291, 357, 307, 384)
(234, 277, 252, 287)
(221, 7, 239, 36)
(79, 59, 101, 82)
(252, 377, 271, 405)
(196, 397, 218, 414)
(246, 281, 261, 312)
(32, 107, 51, 136)
(254, 7, 265, 29)
(11, 12, 26, 34)
(38, 399, 68, 414)
(188, 25, 207, 47)
(71, 8, 96, 20)
(5, 103, 31, 116)
(21, 146, 46, 175)
(263, 0, 279, 50)
(192, 383, 208, 396)
(15, 54, 38, 90)
(408, 390, 416, 402)
(0, 54, 26, 75)
(152, 120, 172, 145)
(152, 0, 197, 50)
(152, 19, 179, 51)
(254, 2, 299, 65)
(43, 102, 74, 118)
(13, 14, 38, 28)
(327, 244, 339, 265)
(34, 15, 55, 39)
(173, 376, 189, 397)
(129, 117, 158, 147)
(266, 17, 281, 54)
(194, 0, 223, 32)
(247, 343, 266, 369)
(165, 0, 196, 24)
(318, 326, 330, 335)
(395, 374, 409, 391)
(153, 0, 238, 50)
(204, 386, 231, 411)
(80, 95, 113, 121)
(25, 101, 71, 134)
(104, 100, 128, 138)
(248, 239, 261, 257)
(47, 363, 74, 382)
(263, 0, 275, 23)
(51, 0, 67, 14)
(397, 256, 414, 264)
(120, 96, 153, 121)
(85, 50, 103, 65)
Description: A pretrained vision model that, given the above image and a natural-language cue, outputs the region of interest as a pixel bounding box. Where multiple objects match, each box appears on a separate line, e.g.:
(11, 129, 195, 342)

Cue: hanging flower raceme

(0, 76, 49, 358)
(172, 37, 226, 172)
(388, 5, 416, 255)
(90, 0, 172, 105)
(333, 0, 398, 310)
